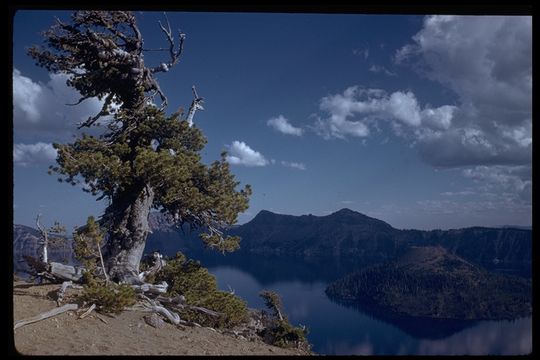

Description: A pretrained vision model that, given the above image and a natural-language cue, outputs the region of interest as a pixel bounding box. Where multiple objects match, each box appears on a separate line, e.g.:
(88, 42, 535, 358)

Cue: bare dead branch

(96, 242, 110, 284)
(14, 303, 79, 330)
(78, 303, 97, 319)
(132, 281, 169, 295)
(56, 280, 82, 305)
(77, 93, 114, 129)
(49, 262, 85, 282)
(66, 95, 92, 106)
(36, 214, 49, 264)
(95, 313, 109, 324)
(151, 13, 186, 74)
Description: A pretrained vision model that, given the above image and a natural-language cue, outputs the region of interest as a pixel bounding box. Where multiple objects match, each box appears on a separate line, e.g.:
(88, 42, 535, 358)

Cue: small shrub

(259, 290, 310, 349)
(80, 274, 136, 313)
(154, 252, 248, 328)
(261, 319, 309, 348)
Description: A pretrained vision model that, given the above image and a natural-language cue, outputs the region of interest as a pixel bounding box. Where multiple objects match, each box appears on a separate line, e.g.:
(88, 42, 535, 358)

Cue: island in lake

(326, 246, 531, 321)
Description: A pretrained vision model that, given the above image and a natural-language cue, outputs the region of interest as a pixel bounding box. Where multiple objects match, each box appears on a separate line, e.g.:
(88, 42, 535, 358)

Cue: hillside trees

(29, 11, 251, 284)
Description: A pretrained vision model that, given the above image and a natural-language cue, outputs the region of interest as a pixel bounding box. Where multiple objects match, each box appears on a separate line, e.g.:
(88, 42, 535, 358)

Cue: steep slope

(228, 209, 531, 273)
(229, 209, 402, 261)
(397, 227, 532, 267)
(13, 224, 73, 274)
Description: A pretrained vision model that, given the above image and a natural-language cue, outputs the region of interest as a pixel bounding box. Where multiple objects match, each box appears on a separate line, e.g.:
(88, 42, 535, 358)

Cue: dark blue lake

(190, 251, 532, 355)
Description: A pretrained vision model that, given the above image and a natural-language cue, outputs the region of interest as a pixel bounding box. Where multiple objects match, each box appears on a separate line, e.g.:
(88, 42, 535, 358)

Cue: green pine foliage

(326, 247, 532, 320)
(80, 273, 137, 314)
(259, 290, 310, 350)
(73, 216, 136, 313)
(262, 319, 309, 349)
(155, 252, 248, 328)
(31, 11, 251, 265)
(73, 216, 104, 271)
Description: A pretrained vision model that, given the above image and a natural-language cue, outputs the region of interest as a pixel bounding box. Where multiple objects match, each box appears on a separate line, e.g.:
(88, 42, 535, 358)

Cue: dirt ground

(12, 280, 311, 356)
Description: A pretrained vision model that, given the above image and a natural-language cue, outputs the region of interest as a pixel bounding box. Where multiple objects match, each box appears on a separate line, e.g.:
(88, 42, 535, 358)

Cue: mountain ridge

(14, 208, 532, 276)
(224, 209, 531, 273)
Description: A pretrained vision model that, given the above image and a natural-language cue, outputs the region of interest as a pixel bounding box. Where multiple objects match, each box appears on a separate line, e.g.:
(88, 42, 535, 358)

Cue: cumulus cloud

(13, 69, 106, 142)
(13, 142, 57, 166)
(311, 16, 531, 221)
(280, 161, 306, 170)
(225, 141, 269, 167)
(463, 165, 531, 202)
(267, 115, 304, 136)
(313, 86, 456, 139)
(322, 16, 531, 179)
(395, 15, 532, 168)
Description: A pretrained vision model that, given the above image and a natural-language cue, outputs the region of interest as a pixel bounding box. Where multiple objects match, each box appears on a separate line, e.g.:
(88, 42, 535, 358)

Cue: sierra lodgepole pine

(31, 11, 251, 283)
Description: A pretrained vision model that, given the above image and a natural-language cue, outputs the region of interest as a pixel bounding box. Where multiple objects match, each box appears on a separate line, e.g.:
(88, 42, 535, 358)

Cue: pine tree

(30, 11, 251, 283)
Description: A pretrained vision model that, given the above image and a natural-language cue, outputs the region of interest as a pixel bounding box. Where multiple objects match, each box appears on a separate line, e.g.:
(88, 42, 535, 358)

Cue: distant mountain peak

(331, 208, 361, 216)
(257, 209, 277, 216)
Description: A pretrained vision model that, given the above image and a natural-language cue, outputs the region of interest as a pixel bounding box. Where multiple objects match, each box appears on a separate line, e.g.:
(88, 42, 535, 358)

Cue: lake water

(191, 251, 532, 355)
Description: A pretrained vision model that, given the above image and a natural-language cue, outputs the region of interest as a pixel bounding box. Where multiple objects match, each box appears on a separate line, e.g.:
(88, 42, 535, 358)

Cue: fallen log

(50, 262, 84, 282)
(14, 303, 79, 330)
(155, 295, 221, 318)
(132, 281, 168, 295)
(23, 256, 85, 283)
(138, 302, 181, 325)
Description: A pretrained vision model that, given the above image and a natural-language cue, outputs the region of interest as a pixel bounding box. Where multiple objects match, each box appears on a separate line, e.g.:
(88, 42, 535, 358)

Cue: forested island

(326, 246, 532, 320)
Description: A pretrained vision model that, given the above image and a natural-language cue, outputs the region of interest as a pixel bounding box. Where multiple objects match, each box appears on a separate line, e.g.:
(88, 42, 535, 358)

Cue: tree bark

(104, 184, 155, 284)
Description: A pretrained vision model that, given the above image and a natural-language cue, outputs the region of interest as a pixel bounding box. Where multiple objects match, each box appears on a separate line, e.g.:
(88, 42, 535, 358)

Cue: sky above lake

(12, 11, 532, 231)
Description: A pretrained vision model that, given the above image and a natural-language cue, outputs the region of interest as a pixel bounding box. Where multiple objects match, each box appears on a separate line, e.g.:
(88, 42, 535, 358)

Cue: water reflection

(415, 318, 532, 355)
(198, 253, 532, 355)
(326, 298, 479, 340)
(192, 249, 375, 284)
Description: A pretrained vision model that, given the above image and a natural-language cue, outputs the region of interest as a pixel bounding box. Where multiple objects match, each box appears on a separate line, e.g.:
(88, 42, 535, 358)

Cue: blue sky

(13, 11, 532, 231)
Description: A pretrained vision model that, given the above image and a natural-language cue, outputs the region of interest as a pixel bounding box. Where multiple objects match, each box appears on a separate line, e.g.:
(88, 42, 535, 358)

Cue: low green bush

(80, 274, 136, 314)
(155, 252, 248, 328)
(259, 290, 310, 349)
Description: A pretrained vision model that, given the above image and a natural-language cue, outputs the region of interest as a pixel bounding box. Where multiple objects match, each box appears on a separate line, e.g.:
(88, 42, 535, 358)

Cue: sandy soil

(12, 280, 311, 356)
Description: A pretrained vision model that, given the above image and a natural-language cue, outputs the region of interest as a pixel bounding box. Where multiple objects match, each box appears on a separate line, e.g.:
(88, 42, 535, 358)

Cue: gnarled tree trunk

(104, 184, 155, 284)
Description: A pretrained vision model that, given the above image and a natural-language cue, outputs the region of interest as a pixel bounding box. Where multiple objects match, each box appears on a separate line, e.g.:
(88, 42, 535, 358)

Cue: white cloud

(280, 161, 306, 170)
(226, 141, 269, 167)
(368, 64, 396, 76)
(13, 69, 43, 123)
(13, 69, 107, 142)
(395, 16, 532, 168)
(267, 115, 304, 136)
(440, 191, 475, 197)
(426, 165, 532, 219)
(353, 48, 369, 60)
(13, 142, 57, 166)
(314, 86, 456, 139)
(312, 16, 531, 221)
(462, 165, 531, 198)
